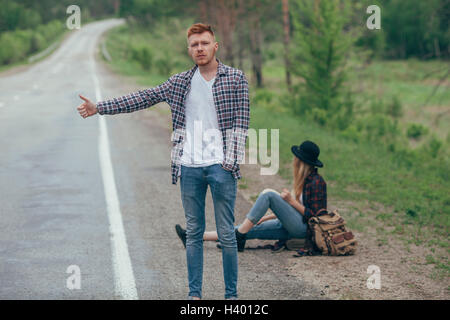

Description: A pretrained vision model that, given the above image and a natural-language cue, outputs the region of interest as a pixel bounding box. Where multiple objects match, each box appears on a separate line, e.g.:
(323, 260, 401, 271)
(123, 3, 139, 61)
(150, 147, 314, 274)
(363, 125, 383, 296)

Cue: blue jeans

(242, 189, 308, 240)
(180, 164, 238, 299)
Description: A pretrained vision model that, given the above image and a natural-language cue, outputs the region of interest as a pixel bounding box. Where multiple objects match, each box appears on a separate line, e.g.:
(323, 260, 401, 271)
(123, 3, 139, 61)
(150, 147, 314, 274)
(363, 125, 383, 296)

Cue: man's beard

(195, 53, 214, 66)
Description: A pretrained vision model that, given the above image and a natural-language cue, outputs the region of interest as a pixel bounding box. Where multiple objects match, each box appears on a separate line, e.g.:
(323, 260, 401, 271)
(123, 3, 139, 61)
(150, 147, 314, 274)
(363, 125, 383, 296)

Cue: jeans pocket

(220, 164, 233, 173)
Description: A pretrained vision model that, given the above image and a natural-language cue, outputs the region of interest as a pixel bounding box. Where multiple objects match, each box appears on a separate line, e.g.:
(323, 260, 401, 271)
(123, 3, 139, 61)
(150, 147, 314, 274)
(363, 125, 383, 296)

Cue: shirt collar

(306, 168, 318, 182)
(185, 58, 227, 81)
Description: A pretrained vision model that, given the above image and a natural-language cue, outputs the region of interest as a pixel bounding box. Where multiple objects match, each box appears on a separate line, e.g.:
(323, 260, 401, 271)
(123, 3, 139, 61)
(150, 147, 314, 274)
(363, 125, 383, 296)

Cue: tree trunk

(249, 15, 263, 88)
(214, 0, 243, 66)
(282, 0, 292, 91)
(114, 0, 120, 16)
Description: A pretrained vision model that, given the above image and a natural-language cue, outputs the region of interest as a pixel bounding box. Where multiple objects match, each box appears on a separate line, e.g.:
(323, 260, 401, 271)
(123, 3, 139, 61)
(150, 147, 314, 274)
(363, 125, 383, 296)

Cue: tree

(289, 0, 356, 128)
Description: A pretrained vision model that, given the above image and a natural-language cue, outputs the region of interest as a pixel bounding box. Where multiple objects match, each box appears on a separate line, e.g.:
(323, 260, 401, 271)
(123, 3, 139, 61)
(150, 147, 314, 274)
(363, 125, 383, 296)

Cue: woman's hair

(292, 156, 313, 201)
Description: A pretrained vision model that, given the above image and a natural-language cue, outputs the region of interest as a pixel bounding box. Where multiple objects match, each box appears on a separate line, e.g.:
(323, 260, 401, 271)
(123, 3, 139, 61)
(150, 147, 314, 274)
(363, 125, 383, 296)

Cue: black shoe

(271, 240, 286, 253)
(235, 229, 247, 252)
(175, 224, 186, 248)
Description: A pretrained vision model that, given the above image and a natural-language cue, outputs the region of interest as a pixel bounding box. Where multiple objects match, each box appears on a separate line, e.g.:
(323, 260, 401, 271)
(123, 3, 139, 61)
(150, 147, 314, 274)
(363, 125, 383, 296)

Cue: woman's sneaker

(175, 224, 187, 248)
(271, 240, 287, 252)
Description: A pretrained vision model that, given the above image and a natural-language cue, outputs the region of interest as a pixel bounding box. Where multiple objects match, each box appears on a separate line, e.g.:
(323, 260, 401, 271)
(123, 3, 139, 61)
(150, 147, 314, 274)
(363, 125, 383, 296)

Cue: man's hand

(77, 94, 98, 118)
(280, 188, 293, 204)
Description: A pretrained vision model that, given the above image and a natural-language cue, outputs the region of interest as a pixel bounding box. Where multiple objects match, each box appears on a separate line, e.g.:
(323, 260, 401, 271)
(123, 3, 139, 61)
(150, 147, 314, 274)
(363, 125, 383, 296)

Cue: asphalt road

(0, 19, 322, 300)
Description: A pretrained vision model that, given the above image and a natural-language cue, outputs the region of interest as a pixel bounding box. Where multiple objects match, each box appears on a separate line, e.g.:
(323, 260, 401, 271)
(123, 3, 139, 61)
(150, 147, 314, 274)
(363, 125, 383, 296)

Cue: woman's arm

(256, 213, 277, 225)
(288, 198, 305, 216)
(280, 189, 305, 216)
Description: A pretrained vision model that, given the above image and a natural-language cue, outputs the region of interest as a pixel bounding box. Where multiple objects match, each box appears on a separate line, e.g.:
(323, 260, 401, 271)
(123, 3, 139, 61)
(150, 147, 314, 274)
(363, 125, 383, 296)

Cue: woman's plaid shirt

(302, 168, 327, 222)
(96, 59, 250, 185)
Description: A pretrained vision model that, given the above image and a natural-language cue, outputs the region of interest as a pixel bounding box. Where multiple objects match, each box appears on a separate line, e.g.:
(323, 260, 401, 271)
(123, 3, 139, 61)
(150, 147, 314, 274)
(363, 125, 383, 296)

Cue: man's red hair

(187, 23, 215, 38)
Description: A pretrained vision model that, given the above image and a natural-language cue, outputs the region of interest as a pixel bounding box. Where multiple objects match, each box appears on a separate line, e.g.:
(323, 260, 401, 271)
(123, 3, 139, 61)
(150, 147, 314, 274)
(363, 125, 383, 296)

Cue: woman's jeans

(180, 164, 238, 299)
(243, 189, 308, 240)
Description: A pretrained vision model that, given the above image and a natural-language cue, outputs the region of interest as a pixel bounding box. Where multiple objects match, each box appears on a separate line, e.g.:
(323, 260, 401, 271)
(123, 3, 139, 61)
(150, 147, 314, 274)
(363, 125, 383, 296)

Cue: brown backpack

(308, 209, 357, 256)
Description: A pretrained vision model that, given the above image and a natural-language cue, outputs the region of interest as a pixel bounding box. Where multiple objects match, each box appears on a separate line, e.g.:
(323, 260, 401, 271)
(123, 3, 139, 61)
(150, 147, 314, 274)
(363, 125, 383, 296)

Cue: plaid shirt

(302, 168, 327, 223)
(96, 59, 250, 185)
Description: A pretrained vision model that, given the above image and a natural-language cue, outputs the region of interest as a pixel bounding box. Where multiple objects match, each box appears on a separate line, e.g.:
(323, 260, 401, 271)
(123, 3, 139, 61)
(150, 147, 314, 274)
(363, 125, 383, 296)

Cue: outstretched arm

(77, 76, 173, 118)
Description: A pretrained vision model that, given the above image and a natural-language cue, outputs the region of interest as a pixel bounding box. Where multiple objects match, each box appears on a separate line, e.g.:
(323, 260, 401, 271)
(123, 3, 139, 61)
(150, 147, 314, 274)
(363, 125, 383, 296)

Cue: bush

(131, 45, 153, 71)
(0, 20, 64, 66)
(15, 29, 33, 55)
(155, 55, 175, 77)
(30, 32, 46, 53)
(311, 108, 327, 126)
(0, 32, 16, 64)
(426, 136, 442, 158)
(363, 113, 399, 143)
(386, 96, 403, 119)
(37, 20, 64, 43)
(407, 123, 428, 140)
(331, 95, 354, 130)
(140, 47, 153, 70)
(0, 30, 32, 64)
(341, 125, 362, 142)
(253, 89, 274, 105)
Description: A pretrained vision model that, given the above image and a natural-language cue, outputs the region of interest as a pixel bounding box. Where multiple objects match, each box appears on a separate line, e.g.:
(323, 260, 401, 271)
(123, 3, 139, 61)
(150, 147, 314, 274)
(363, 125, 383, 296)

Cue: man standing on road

(76, 23, 250, 300)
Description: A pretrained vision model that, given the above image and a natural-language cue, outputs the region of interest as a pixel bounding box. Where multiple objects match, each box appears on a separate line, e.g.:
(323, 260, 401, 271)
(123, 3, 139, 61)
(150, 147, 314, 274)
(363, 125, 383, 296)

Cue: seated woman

(175, 140, 327, 253)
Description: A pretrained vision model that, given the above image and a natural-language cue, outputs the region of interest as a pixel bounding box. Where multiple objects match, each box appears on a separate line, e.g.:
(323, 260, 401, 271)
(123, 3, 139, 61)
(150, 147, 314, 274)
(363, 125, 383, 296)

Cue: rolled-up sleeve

(97, 76, 173, 115)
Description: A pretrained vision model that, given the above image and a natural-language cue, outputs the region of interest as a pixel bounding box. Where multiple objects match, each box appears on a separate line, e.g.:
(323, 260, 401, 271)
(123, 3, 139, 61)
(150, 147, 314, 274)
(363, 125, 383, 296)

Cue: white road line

(0, 102, 4, 108)
(92, 59, 139, 300)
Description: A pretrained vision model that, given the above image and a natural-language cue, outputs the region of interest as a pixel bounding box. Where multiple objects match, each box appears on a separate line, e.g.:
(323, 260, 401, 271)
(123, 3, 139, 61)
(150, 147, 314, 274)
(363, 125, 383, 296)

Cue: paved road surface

(0, 19, 322, 300)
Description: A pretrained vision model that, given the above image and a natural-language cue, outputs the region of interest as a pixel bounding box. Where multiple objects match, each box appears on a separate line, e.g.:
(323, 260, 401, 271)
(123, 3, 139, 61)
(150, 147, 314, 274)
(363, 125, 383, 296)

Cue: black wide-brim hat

(291, 140, 323, 167)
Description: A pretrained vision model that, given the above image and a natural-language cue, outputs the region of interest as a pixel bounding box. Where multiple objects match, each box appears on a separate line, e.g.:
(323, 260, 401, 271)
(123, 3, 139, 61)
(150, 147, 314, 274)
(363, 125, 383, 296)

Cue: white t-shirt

(180, 68, 224, 167)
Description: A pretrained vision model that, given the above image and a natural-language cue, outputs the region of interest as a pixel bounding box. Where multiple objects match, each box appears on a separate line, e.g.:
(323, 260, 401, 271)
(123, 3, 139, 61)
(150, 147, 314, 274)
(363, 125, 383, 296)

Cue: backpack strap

(315, 208, 328, 217)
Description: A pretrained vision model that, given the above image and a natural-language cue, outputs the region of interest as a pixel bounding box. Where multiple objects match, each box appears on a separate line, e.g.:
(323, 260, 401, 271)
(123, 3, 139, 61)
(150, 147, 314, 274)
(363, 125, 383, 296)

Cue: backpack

(307, 209, 357, 256)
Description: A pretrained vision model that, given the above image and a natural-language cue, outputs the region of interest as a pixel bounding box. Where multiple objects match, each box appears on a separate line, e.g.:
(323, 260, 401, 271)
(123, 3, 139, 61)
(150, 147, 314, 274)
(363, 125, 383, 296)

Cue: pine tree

(290, 0, 355, 129)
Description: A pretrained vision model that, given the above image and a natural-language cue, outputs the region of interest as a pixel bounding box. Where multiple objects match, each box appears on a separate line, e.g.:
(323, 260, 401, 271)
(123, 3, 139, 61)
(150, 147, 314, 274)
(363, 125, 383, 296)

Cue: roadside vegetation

(0, 0, 117, 71)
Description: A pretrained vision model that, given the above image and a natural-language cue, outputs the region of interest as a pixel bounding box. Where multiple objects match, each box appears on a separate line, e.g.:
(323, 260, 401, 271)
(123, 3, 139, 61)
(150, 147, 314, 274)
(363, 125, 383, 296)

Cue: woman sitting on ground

(175, 140, 327, 253)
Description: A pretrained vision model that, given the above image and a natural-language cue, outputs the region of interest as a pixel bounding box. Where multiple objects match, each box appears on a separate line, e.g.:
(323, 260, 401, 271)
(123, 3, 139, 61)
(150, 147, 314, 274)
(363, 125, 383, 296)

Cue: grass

(353, 59, 450, 141)
(103, 21, 450, 276)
